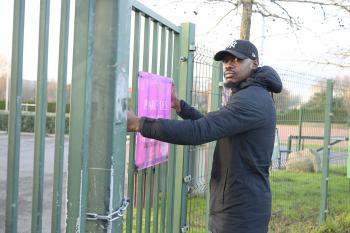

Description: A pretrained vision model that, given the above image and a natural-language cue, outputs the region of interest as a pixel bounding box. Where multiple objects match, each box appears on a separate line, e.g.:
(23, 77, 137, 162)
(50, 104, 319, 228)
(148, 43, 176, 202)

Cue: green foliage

(274, 88, 301, 113)
(0, 111, 70, 134)
(277, 108, 348, 124)
(0, 100, 5, 110)
(184, 167, 350, 233)
(277, 89, 348, 124)
(0, 111, 7, 130)
(46, 102, 71, 113)
(311, 214, 350, 233)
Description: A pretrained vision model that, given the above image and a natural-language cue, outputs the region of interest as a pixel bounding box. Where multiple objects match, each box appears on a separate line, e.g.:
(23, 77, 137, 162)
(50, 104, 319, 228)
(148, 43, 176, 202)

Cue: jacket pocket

(222, 168, 229, 204)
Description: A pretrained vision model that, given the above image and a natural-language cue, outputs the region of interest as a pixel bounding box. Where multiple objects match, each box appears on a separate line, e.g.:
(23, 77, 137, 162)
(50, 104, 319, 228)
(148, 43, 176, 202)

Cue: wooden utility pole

(240, 0, 253, 40)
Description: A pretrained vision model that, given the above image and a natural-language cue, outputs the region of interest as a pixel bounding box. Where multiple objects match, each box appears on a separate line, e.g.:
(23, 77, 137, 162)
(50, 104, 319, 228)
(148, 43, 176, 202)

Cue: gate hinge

(189, 44, 196, 51)
(183, 175, 192, 183)
(181, 224, 189, 232)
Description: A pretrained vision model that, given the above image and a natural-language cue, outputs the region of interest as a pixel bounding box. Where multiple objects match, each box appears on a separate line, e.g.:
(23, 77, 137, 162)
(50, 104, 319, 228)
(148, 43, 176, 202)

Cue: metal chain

(86, 198, 130, 222)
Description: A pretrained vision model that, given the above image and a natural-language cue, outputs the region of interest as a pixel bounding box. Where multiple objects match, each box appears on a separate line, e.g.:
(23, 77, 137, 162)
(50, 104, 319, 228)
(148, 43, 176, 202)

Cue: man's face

(222, 55, 258, 88)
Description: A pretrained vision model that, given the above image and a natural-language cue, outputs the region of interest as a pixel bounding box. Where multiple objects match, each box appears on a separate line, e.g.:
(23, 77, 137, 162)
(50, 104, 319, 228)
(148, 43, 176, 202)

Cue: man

(128, 40, 282, 233)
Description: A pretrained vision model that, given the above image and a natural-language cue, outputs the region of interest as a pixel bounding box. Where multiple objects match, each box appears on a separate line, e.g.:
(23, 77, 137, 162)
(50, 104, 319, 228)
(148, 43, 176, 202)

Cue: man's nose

(225, 63, 234, 70)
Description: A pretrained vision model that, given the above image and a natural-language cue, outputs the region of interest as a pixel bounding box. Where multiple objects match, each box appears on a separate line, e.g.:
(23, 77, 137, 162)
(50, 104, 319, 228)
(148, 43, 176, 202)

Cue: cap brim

(213, 50, 248, 61)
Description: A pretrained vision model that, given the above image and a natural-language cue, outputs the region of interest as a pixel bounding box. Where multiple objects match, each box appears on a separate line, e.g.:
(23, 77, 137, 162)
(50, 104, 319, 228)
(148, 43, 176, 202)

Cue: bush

(277, 108, 348, 124)
(0, 100, 5, 110)
(0, 111, 70, 134)
(0, 111, 7, 130)
(0, 101, 71, 113)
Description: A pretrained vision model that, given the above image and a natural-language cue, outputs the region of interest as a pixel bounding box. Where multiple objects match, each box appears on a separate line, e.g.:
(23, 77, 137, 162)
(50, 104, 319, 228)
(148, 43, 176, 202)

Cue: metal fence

(2, 1, 196, 232)
(185, 45, 222, 233)
(2, 0, 349, 233)
(181, 46, 350, 233)
(125, 2, 190, 233)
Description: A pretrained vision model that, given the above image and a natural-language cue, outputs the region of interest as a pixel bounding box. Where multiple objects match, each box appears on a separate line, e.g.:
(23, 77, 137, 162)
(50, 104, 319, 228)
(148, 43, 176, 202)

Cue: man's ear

(252, 60, 259, 69)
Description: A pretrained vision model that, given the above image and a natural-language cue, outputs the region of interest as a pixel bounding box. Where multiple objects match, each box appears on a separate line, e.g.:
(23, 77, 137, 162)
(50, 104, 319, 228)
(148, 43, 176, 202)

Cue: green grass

(122, 167, 349, 233)
(269, 167, 349, 232)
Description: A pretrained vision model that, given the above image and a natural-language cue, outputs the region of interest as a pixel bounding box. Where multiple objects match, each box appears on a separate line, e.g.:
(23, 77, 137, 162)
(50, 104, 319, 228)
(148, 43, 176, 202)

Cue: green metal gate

(3, 0, 349, 233)
(3, 0, 202, 232)
(125, 2, 196, 233)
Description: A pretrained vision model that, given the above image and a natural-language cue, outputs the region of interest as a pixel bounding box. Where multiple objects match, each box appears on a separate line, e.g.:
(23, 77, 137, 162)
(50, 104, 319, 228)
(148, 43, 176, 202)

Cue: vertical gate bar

(151, 21, 160, 233)
(297, 107, 303, 151)
(65, 0, 95, 231)
(165, 31, 180, 233)
(172, 23, 194, 232)
(31, 0, 50, 232)
(110, 1, 132, 231)
(144, 169, 152, 233)
(51, 0, 70, 232)
(160, 163, 168, 233)
(287, 135, 292, 155)
(155, 29, 173, 233)
(136, 171, 145, 233)
(152, 165, 160, 233)
(166, 31, 174, 78)
(134, 14, 152, 233)
(126, 10, 141, 233)
(5, 1, 25, 232)
(319, 79, 333, 223)
(180, 22, 195, 232)
(143, 16, 152, 233)
(159, 27, 166, 74)
(158, 26, 169, 233)
(143, 17, 150, 71)
(172, 22, 195, 233)
(206, 61, 222, 232)
(151, 22, 159, 73)
(133, 11, 143, 233)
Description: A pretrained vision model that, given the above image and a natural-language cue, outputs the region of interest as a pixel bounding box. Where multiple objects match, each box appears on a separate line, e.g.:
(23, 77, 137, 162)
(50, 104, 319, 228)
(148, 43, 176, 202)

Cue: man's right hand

(127, 110, 140, 132)
(171, 83, 181, 113)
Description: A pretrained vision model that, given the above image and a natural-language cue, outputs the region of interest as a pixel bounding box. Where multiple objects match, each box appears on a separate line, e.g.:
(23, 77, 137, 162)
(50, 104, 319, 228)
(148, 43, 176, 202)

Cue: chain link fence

(186, 45, 350, 233)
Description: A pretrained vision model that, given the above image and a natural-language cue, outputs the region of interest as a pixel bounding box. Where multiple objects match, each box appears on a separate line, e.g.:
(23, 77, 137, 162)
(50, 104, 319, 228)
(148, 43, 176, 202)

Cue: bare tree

(334, 75, 350, 116)
(204, 0, 349, 39)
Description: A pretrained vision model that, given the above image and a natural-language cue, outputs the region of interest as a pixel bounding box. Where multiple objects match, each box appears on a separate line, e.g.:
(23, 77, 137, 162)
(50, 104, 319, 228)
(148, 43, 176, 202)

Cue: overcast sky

(0, 0, 349, 82)
(139, 0, 350, 77)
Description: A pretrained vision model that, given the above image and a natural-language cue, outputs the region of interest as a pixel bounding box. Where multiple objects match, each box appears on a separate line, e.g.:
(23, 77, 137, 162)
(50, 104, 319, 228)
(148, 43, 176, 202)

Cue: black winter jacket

(140, 66, 282, 233)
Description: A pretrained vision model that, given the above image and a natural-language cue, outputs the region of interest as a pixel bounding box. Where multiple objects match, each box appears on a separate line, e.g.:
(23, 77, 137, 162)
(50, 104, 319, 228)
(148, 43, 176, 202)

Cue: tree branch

(270, 1, 300, 27)
(273, 0, 350, 13)
(254, 2, 300, 27)
(199, 6, 239, 35)
(300, 59, 350, 68)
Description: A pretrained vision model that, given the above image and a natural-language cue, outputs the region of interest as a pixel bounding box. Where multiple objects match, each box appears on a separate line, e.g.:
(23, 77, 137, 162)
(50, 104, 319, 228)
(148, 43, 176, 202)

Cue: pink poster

(135, 72, 172, 170)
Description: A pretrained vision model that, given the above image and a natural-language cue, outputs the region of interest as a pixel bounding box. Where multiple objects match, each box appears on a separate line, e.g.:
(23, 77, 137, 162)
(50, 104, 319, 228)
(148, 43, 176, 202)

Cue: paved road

(0, 132, 130, 233)
(0, 132, 69, 233)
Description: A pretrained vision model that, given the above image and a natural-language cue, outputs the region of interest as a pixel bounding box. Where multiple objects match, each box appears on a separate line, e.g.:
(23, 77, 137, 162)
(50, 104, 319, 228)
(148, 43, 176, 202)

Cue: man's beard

(223, 80, 239, 89)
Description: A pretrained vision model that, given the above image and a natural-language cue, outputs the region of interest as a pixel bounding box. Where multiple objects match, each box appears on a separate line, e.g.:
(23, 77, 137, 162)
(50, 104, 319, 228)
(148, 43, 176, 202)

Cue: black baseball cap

(214, 40, 259, 62)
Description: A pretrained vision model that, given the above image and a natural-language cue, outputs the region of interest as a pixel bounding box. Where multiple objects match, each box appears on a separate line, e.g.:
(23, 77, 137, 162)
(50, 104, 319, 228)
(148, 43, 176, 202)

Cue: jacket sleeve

(177, 100, 204, 120)
(140, 93, 266, 145)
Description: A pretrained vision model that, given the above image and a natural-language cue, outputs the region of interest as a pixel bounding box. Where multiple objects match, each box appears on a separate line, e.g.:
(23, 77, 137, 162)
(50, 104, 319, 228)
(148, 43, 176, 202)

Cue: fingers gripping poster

(135, 72, 172, 170)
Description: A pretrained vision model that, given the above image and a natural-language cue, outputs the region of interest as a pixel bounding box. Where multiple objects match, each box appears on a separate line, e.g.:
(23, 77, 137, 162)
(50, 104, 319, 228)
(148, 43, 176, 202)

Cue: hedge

(0, 100, 5, 110)
(0, 111, 70, 134)
(277, 109, 348, 124)
(0, 100, 70, 113)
